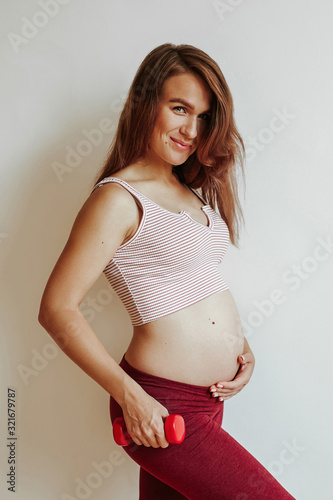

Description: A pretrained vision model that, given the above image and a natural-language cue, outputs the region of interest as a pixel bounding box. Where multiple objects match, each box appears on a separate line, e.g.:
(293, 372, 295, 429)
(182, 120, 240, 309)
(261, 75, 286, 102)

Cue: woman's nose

(180, 117, 198, 139)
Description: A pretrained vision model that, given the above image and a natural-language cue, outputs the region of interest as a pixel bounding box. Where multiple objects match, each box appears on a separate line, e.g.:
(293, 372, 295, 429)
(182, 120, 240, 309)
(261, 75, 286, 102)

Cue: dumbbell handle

(113, 414, 185, 446)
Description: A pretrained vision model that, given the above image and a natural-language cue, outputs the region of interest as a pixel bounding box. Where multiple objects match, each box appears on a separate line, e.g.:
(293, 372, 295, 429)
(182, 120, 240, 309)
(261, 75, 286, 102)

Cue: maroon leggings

(110, 355, 296, 500)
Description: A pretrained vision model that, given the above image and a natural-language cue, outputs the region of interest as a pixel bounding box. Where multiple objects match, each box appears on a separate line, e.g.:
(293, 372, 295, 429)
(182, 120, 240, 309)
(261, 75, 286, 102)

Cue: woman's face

(148, 72, 212, 167)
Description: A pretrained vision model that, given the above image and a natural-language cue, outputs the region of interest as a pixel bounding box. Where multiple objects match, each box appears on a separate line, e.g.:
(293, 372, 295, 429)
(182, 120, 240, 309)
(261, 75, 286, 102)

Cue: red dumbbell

(113, 414, 185, 446)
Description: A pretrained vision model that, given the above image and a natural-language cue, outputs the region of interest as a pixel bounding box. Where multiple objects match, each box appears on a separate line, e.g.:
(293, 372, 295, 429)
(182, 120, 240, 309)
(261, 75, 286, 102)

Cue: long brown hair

(94, 43, 245, 246)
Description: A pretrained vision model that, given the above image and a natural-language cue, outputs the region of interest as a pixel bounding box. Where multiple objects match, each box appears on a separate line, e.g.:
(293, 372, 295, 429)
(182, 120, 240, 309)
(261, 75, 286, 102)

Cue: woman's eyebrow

(168, 98, 211, 114)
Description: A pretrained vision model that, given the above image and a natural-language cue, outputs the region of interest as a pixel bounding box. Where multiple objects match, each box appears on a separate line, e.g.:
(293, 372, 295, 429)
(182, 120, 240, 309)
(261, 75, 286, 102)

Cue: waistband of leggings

(119, 353, 211, 395)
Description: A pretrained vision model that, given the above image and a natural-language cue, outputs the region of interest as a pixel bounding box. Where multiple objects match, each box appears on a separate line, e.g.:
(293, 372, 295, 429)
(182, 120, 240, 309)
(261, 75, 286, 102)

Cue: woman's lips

(170, 137, 192, 151)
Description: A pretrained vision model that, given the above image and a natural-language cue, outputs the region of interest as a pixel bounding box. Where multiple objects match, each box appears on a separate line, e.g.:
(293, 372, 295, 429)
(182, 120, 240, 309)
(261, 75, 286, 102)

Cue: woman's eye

(173, 106, 186, 113)
(173, 106, 210, 122)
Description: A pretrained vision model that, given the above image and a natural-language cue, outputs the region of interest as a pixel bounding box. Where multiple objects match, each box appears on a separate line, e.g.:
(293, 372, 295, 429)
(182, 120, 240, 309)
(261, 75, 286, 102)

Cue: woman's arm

(209, 337, 255, 401)
(38, 183, 170, 448)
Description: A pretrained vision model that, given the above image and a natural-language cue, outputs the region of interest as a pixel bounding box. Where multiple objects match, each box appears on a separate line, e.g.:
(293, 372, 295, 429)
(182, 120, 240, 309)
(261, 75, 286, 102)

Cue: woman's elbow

(38, 298, 81, 340)
(38, 300, 53, 330)
(38, 293, 61, 331)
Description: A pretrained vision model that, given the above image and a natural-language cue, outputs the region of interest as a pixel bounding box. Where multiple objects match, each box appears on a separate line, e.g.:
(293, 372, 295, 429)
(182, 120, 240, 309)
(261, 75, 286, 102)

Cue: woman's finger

(210, 385, 245, 400)
(209, 358, 254, 400)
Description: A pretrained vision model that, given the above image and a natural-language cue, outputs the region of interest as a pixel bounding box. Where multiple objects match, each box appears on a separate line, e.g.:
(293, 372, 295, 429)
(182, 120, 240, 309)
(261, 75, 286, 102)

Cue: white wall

(1, 1, 332, 498)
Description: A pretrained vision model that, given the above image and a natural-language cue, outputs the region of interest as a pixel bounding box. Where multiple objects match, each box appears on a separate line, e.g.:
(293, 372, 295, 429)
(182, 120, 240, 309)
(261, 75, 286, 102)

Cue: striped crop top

(92, 177, 230, 326)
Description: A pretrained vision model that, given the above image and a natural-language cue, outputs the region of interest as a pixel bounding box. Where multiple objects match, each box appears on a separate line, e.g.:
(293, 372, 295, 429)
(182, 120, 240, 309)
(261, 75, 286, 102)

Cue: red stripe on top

(92, 177, 229, 326)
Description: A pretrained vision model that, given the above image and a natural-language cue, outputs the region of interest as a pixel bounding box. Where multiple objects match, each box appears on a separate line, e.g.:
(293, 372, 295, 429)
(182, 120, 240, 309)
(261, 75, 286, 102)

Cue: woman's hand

(209, 348, 255, 402)
(121, 386, 170, 449)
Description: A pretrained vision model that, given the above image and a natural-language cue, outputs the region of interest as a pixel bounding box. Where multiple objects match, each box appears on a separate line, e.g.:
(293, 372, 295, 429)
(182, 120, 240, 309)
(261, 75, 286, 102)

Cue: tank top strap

(92, 176, 209, 210)
(91, 176, 152, 209)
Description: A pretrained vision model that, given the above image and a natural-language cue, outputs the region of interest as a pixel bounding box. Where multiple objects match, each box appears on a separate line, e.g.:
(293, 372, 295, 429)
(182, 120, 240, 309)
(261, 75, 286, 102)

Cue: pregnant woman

(39, 43, 295, 499)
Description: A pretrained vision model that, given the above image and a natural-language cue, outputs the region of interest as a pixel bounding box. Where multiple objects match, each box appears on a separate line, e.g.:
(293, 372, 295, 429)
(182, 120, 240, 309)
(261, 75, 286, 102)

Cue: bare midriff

(125, 289, 244, 386)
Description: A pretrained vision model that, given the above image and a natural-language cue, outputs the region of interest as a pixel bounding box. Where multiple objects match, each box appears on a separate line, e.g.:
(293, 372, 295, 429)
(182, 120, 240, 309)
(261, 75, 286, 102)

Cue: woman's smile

(170, 136, 193, 151)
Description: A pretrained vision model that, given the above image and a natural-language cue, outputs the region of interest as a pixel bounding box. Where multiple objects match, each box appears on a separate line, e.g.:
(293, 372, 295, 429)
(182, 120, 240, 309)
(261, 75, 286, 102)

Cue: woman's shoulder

(94, 164, 148, 190)
(90, 176, 140, 214)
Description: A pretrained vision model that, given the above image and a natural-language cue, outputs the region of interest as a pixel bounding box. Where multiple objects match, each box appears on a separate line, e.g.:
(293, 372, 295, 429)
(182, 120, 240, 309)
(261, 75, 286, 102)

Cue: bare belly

(125, 289, 245, 386)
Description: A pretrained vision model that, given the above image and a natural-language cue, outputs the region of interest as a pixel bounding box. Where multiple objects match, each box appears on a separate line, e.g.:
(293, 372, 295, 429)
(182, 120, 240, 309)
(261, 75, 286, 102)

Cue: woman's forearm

(38, 307, 142, 406)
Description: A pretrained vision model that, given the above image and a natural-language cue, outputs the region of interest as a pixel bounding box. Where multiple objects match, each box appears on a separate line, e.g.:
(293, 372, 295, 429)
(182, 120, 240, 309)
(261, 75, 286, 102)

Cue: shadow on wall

(1, 117, 136, 498)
